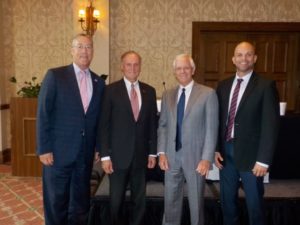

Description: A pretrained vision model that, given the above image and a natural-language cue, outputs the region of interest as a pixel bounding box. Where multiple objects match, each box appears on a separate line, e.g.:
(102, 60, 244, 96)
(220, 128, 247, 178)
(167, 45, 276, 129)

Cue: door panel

(192, 22, 300, 111)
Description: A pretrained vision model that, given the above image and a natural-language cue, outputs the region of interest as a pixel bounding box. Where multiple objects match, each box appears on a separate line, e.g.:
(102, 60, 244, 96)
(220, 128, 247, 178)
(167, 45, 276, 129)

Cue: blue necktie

(176, 88, 185, 151)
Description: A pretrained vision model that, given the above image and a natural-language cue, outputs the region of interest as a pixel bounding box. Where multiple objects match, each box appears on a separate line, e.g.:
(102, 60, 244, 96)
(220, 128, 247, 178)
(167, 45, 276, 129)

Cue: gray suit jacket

(158, 82, 219, 170)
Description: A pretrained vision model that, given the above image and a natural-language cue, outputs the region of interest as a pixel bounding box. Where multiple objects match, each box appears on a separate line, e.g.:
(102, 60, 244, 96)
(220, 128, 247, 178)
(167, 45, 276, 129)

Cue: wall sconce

(78, 0, 100, 36)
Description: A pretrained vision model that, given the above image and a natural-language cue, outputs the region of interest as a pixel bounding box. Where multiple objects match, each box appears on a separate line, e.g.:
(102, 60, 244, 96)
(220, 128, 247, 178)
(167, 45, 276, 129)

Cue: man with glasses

(37, 33, 105, 225)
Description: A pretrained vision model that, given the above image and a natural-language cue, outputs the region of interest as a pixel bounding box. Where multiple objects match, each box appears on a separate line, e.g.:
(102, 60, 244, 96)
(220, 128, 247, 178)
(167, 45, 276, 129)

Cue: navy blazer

(98, 79, 157, 170)
(216, 72, 280, 171)
(36, 64, 105, 167)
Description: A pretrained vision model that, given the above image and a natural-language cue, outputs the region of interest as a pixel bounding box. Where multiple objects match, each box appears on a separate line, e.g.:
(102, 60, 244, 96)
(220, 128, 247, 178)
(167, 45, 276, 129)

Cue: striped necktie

(226, 79, 243, 141)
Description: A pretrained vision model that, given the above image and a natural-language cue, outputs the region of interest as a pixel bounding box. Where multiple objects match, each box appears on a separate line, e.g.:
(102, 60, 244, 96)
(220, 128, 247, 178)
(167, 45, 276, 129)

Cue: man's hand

(147, 156, 156, 169)
(252, 163, 268, 177)
(102, 159, 114, 174)
(39, 152, 54, 166)
(214, 152, 224, 169)
(94, 152, 100, 164)
(158, 154, 169, 171)
(196, 160, 211, 177)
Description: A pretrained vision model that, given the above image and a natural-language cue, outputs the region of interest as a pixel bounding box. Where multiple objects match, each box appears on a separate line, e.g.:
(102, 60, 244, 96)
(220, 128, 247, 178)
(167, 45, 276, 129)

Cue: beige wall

(109, 0, 300, 97)
(0, 0, 109, 154)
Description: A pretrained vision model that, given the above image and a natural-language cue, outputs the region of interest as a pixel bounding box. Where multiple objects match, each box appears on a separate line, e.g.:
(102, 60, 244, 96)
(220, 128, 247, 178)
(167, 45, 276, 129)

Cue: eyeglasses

(72, 44, 93, 50)
(175, 66, 193, 72)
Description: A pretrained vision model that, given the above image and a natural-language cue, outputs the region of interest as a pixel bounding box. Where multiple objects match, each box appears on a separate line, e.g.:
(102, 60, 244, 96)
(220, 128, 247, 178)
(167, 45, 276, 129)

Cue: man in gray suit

(158, 54, 219, 225)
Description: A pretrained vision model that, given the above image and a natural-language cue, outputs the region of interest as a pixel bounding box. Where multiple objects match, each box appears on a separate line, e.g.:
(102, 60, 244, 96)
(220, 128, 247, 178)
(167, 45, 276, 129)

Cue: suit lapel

(236, 73, 257, 116)
(119, 79, 136, 121)
(184, 83, 200, 119)
(170, 87, 179, 120)
(222, 77, 235, 118)
(67, 65, 84, 112)
(86, 71, 100, 114)
(138, 82, 147, 121)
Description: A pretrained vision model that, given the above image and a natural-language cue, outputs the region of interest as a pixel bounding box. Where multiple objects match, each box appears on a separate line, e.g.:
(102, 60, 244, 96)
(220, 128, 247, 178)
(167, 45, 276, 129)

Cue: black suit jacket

(216, 72, 280, 171)
(98, 79, 157, 170)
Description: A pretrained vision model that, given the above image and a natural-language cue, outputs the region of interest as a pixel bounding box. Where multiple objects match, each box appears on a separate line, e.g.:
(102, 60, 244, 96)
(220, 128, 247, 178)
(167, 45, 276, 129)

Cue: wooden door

(192, 22, 300, 112)
(10, 97, 42, 176)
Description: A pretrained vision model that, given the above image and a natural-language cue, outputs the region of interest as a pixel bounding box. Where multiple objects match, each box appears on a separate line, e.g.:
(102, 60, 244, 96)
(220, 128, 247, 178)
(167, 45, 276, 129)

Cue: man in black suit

(215, 41, 280, 225)
(98, 51, 157, 225)
(37, 34, 105, 225)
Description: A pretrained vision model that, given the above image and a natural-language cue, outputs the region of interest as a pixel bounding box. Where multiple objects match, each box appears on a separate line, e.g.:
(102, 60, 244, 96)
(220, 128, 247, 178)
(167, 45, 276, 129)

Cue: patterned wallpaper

(1, 0, 73, 102)
(0, 0, 74, 152)
(109, 0, 300, 97)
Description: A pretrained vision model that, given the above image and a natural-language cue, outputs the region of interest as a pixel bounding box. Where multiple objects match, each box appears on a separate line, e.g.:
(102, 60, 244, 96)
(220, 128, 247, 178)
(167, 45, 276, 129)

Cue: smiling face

(121, 52, 141, 83)
(174, 55, 195, 87)
(232, 42, 257, 77)
(71, 35, 94, 70)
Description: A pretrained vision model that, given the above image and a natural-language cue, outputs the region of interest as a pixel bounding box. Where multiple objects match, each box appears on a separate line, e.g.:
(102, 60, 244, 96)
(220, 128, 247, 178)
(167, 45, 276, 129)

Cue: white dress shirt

(123, 77, 142, 110)
(177, 80, 194, 109)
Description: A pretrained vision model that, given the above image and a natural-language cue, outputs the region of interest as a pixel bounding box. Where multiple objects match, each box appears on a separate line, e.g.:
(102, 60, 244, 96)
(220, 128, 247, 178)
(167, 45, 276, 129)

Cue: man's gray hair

(173, 54, 196, 71)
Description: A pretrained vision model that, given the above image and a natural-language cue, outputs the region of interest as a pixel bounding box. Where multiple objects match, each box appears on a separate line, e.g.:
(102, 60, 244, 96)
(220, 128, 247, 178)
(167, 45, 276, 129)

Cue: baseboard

(1, 148, 11, 164)
(0, 104, 9, 110)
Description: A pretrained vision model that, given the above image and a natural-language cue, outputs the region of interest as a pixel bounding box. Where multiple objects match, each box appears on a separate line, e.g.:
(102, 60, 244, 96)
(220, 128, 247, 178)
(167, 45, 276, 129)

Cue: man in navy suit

(98, 51, 157, 225)
(215, 42, 280, 225)
(37, 33, 105, 225)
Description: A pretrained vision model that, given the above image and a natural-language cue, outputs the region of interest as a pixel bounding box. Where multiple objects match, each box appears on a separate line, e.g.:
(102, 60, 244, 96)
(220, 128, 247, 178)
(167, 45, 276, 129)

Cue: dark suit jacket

(216, 72, 280, 171)
(36, 64, 105, 167)
(98, 79, 157, 170)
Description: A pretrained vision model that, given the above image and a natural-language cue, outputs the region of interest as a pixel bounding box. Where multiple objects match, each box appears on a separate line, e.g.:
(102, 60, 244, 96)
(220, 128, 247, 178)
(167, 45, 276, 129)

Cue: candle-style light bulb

(93, 10, 100, 19)
(79, 9, 85, 19)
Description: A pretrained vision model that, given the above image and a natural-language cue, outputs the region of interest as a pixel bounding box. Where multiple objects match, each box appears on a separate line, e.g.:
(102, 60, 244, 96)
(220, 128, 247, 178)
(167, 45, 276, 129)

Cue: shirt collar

(73, 63, 89, 76)
(235, 71, 252, 83)
(123, 76, 139, 88)
(179, 80, 194, 92)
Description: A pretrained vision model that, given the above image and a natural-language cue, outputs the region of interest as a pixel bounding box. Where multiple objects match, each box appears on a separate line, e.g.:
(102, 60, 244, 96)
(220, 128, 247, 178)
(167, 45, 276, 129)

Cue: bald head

(234, 42, 256, 55)
(232, 41, 257, 77)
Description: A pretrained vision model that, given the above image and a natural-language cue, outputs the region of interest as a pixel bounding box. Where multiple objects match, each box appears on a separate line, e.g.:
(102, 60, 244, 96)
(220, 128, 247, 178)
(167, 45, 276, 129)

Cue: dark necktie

(226, 79, 243, 141)
(176, 88, 185, 151)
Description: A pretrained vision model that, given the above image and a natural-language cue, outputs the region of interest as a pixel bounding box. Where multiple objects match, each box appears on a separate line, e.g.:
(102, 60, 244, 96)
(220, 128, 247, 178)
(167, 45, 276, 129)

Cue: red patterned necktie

(130, 83, 139, 121)
(226, 79, 243, 141)
(79, 70, 89, 113)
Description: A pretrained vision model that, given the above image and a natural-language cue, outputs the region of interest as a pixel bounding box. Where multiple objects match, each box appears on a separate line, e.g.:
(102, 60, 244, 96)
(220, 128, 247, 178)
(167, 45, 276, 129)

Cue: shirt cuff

(256, 161, 269, 168)
(149, 154, 157, 157)
(101, 156, 110, 161)
(157, 152, 165, 156)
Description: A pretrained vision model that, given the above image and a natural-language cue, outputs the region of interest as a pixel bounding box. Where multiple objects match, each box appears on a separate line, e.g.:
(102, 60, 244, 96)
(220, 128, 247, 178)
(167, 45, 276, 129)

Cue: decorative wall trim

(0, 104, 9, 110)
